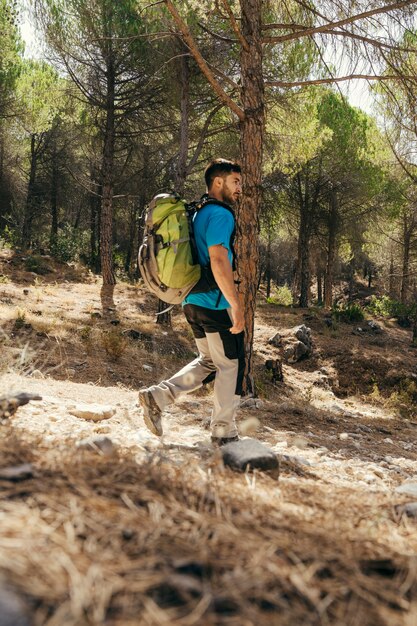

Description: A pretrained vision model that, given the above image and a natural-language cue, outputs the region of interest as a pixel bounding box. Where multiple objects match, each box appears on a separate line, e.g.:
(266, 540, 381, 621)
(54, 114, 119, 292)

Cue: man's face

(218, 172, 242, 205)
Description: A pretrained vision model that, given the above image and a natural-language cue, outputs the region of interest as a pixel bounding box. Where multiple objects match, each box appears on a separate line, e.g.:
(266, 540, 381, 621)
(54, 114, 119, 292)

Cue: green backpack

(138, 193, 234, 304)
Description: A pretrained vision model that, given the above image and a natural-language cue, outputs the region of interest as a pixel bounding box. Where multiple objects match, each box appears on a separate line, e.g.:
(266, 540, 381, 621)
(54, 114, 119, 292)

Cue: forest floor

(0, 249, 417, 626)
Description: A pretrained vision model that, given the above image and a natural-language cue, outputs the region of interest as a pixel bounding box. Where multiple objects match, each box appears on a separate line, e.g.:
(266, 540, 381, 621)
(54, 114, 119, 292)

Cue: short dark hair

(204, 158, 241, 190)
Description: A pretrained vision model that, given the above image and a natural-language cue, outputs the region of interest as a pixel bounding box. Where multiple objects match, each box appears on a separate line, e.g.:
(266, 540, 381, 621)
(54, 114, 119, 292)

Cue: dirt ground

(1, 250, 417, 626)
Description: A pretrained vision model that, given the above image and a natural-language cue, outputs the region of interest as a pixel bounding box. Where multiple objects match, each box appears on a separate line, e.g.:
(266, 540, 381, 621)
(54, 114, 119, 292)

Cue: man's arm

(209, 244, 245, 334)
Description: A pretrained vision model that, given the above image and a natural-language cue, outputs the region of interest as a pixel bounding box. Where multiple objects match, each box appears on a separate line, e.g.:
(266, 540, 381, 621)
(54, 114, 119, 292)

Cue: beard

(221, 182, 240, 206)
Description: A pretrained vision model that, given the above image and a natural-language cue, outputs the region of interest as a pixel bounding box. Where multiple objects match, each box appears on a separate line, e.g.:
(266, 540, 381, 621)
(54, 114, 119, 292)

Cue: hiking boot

(139, 389, 163, 436)
(211, 435, 239, 446)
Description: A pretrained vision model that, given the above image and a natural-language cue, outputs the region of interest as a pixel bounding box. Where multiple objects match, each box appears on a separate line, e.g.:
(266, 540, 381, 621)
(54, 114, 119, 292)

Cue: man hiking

(139, 158, 245, 445)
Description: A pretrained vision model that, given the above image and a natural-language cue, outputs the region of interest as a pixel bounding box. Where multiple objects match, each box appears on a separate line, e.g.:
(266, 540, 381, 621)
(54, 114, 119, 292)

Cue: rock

(339, 433, 349, 441)
(0, 464, 34, 481)
(402, 502, 417, 518)
(0, 393, 42, 419)
(221, 438, 279, 473)
(280, 454, 312, 467)
(77, 436, 115, 456)
(240, 397, 257, 408)
(384, 438, 394, 444)
(142, 364, 153, 372)
(0, 586, 32, 626)
(284, 340, 309, 363)
(294, 324, 312, 345)
(69, 404, 116, 422)
(268, 332, 282, 347)
(395, 481, 417, 497)
(368, 320, 382, 332)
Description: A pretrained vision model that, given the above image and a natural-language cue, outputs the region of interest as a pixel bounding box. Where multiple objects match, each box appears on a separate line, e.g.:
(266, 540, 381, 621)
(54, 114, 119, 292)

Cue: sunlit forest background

(2, 0, 417, 321)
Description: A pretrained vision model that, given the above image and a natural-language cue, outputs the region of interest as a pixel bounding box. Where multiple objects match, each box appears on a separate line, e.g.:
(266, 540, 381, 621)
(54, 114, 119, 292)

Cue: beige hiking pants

(147, 304, 245, 438)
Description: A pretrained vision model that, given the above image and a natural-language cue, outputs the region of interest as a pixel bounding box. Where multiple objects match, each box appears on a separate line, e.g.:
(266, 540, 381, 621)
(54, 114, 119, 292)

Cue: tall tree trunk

(400, 227, 411, 304)
(324, 189, 338, 309)
(50, 159, 58, 249)
(174, 47, 189, 196)
(296, 167, 312, 308)
(236, 0, 265, 394)
(100, 56, 116, 286)
(89, 167, 100, 271)
(389, 254, 395, 298)
(266, 229, 272, 299)
(317, 272, 323, 305)
(22, 134, 38, 250)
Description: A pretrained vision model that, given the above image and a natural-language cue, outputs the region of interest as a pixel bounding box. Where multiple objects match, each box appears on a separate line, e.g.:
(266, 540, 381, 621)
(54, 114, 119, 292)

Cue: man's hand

(229, 305, 245, 334)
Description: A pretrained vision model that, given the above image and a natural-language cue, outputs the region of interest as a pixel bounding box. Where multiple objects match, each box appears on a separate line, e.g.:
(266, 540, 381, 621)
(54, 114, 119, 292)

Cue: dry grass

(1, 430, 416, 626)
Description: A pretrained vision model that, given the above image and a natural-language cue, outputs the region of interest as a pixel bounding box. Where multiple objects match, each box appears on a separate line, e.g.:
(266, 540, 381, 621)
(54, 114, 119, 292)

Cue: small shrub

(0, 226, 18, 250)
(386, 379, 417, 418)
(0, 274, 9, 284)
(101, 330, 127, 361)
(14, 308, 26, 330)
(50, 224, 90, 263)
(332, 302, 365, 323)
(79, 325, 94, 354)
(367, 296, 415, 320)
(369, 383, 382, 405)
(25, 255, 52, 275)
(266, 284, 293, 306)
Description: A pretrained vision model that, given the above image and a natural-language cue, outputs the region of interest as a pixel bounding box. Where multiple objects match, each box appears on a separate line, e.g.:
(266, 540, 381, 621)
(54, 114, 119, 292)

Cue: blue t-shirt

(183, 203, 234, 310)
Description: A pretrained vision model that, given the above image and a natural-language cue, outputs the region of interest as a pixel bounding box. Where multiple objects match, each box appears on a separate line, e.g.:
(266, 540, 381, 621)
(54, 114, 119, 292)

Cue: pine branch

(163, 0, 244, 121)
(263, 0, 417, 44)
(266, 74, 417, 88)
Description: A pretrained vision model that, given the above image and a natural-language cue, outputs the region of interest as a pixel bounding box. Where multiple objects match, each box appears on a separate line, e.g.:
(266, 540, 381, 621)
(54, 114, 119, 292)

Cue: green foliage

(24, 255, 52, 275)
(16, 60, 64, 134)
(266, 284, 293, 306)
(332, 302, 365, 323)
(0, 225, 18, 249)
(50, 225, 88, 263)
(367, 296, 414, 319)
(0, 0, 22, 113)
(387, 379, 417, 419)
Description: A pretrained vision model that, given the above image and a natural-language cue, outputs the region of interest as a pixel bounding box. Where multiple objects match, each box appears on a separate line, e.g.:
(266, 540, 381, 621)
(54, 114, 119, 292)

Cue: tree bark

(317, 271, 323, 305)
(50, 158, 59, 249)
(236, 0, 265, 394)
(100, 52, 116, 286)
(174, 47, 189, 196)
(89, 166, 100, 272)
(389, 254, 395, 298)
(297, 171, 311, 308)
(22, 134, 38, 249)
(400, 223, 411, 304)
(266, 229, 272, 299)
(324, 188, 339, 309)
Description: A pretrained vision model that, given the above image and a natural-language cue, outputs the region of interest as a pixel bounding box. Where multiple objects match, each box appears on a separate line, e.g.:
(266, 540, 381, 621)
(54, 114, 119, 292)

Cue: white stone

(69, 403, 116, 422)
(395, 481, 417, 497)
(339, 433, 349, 441)
(77, 436, 115, 456)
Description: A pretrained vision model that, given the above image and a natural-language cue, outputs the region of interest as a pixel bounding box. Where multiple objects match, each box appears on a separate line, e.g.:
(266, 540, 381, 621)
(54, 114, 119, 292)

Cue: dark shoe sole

(139, 391, 163, 436)
(211, 435, 239, 446)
